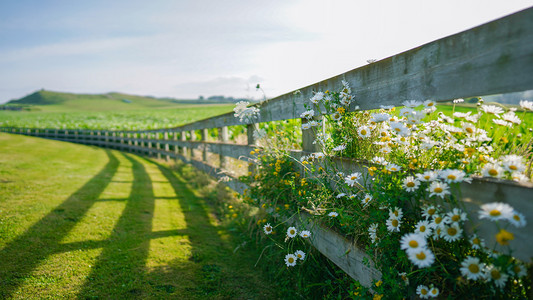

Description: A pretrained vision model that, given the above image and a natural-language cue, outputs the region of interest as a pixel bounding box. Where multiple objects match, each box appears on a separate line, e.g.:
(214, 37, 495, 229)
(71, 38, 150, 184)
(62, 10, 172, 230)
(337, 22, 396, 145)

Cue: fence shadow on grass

(0, 150, 119, 299)
(76, 152, 156, 298)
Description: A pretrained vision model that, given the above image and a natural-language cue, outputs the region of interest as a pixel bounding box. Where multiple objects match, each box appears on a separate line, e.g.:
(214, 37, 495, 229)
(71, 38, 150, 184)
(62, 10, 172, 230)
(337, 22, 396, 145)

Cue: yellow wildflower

(368, 166, 377, 176)
(496, 229, 514, 245)
(373, 294, 383, 300)
(337, 107, 346, 114)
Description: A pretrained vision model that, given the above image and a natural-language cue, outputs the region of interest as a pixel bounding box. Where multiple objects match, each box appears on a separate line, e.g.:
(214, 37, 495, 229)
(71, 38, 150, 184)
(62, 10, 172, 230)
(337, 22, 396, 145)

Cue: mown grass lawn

(0, 133, 276, 299)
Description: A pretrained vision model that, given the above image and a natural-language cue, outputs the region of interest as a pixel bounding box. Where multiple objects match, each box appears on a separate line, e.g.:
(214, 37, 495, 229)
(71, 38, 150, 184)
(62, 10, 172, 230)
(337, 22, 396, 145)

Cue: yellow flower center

(409, 240, 418, 248)
(447, 174, 457, 180)
(407, 182, 415, 187)
(420, 225, 426, 232)
(472, 238, 480, 245)
(428, 208, 436, 215)
(488, 169, 499, 176)
(491, 270, 501, 280)
(466, 127, 473, 134)
(361, 130, 367, 135)
(510, 165, 517, 170)
(394, 211, 399, 217)
(288, 257, 295, 263)
(489, 209, 501, 217)
(434, 187, 443, 193)
(392, 219, 399, 227)
(513, 214, 521, 221)
(431, 289, 437, 295)
(297, 254, 302, 258)
(421, 288, 428, 295)
(266, 226, 271, 231)
(447, 227, 457, 236)
(394, 128, 401, 132)
(468, 264, 480, 273)
(290, 230, 295, 235)
(513, 265, 521, 274)
(416, 251, 426, 260)
(452, 215, 460, 222)
(380, 132, 387, 137)
(391, 167, 397, 171)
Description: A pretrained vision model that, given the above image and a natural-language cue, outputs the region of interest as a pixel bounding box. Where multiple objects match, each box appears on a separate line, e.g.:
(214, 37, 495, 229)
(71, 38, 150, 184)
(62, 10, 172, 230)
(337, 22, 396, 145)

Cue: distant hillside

(6, 90, 243, 112)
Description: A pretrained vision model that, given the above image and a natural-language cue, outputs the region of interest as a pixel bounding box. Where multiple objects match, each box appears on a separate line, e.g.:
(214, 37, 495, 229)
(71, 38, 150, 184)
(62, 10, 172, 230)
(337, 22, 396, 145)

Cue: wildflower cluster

(239, 82, 532, 298)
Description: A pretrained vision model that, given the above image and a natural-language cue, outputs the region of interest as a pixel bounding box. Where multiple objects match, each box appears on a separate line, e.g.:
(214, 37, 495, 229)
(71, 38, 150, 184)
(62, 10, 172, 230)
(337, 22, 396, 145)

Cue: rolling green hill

(6, 90, 235, 112)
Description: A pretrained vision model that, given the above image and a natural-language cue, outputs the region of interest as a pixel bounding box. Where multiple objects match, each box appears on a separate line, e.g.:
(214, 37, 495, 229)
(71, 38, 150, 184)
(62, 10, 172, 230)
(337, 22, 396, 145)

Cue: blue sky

(0, 0, 532, 103)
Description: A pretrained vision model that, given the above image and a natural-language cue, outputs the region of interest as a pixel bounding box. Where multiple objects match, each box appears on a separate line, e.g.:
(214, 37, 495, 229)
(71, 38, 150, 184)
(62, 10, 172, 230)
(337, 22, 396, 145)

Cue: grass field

(0, 133, 277, 299)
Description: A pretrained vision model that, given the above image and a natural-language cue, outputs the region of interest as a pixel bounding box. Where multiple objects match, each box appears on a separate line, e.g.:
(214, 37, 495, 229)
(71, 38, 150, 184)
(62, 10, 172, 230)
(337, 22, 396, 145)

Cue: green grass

(0, 133, 276, 299)
(0, 105, 234, 130)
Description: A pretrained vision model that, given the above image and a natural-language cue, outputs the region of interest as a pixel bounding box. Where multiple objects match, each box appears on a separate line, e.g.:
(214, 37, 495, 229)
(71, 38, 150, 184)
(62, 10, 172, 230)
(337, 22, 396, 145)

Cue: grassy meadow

(0, 91, 234, 130)
(0, 133, 277, 299)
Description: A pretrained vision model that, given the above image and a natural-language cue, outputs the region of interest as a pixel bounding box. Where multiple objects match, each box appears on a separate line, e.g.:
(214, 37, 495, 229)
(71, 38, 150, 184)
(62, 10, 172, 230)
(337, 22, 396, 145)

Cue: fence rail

(2, 6, 533, 287)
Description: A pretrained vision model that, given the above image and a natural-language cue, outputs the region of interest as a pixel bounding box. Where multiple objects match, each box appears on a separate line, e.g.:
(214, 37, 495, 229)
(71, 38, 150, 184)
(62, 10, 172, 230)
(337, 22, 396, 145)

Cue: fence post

(164, 132, 170, 161)
(219, 126, 229, 170)
(201, 128, 208, 162)
(156, 133, 161, 160)
(301, 117, 323, 153)
(173, 131, 179, 160)
(189, 130, 196, 159)
(133, 133, 138, 153)
(180, 131, 187, 157)
(148, 133, 153, 157)
(247, 124, 256, 175)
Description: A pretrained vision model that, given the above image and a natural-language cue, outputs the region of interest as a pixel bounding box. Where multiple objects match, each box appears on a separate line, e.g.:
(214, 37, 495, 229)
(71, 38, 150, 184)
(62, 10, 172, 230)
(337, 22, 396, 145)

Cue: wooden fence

(2, 7, 533, 287)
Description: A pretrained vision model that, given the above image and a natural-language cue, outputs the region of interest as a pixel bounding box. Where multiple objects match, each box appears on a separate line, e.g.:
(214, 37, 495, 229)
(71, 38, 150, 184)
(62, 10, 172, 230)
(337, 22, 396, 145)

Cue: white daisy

(439, 169, 468, 183)
(287, 227, 298, 238)
(460, 256, 486, 280)
(386, 217, 401, 232)
(300, 109, 315, 119)
(380, 147, 392, 155)
(386, 163, 401, 172)
(389, 207, 403, 219)
(284, 253, 297, 267)
(427, 181, 450, 198)
(380, 105, 394, 110)
(501, 155, 526, 173)
(469, 234, 485, 250)
(368, 223, 378, 244)
(331, 112, 342, 122)
(344, 172, 361, 187)
(400, 233, 427, 254)
(493, 119, 511, 127)
(408, 248, 435, 268)
(416, 170, 438, 182)
(502, 111, 521, 125)
(486, 265, 508, 289)
(389, 121, 408, 134)
(481, 105, 504, 115)
(511, 171, 529, 182)
(263, 223, 273, 235)
(402, 99, 422, 108)
(299, 230, 311, 238)
(482, 163, 505, 178)
(336, 193, 346, 199)
(361, 194, 373, 207)
(402, 176, 420, 192)
(310, 92, 324, 104)
(444, 208, 467, 224)
(332, 144, 346, 152)
(294, 250, 306, 260)
(371, 156, 388, 165)
(461, 122, 476, 134)
(509, 211, 527, 228)
(414, 220, 432, 238)
(519, 99, 533, 111)
(422, 205, 438, 220)
(328, 212, 338, 217)
(416, 285, 430, 299)
(430, 214, 445, 229)
(428, 286, 439, 298)
(370, 113, 391, 123)
(357, 126, 371, 138)
(301, 123, 311, 130)
(479, 202, 514, 221)
(423, 100, 436, 108)
(441, 223, 463, 242)
(509, 262, 528, 278)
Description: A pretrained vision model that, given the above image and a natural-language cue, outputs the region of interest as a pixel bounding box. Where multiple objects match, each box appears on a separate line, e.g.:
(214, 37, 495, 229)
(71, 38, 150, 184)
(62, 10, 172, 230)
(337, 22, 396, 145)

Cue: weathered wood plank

(123, 7, 533, 133)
